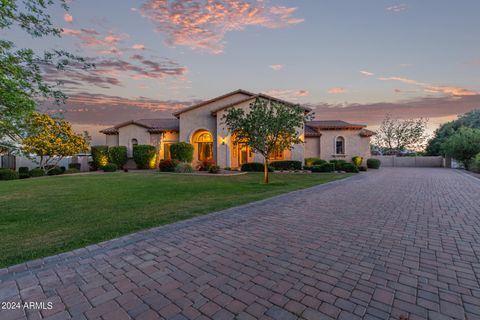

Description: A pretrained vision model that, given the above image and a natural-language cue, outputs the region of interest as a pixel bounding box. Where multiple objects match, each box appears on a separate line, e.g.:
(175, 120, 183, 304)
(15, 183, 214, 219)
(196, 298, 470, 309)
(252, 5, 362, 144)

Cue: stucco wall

(118, 124, 151, 157)
(105, 134, 119, 147)
(305, 130, 371, 164)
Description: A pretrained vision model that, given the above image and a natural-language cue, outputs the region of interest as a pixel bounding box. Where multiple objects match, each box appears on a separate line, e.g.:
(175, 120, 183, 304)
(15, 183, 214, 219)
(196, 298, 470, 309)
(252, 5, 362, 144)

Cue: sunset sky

(5, 0, 480, 143)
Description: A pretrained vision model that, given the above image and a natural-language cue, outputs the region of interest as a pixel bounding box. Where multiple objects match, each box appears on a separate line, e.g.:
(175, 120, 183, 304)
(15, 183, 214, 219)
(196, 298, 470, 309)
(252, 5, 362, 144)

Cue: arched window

(131, 138, 138, 147)
(194, 132, 213, 161)
(336, 136, 345, 154)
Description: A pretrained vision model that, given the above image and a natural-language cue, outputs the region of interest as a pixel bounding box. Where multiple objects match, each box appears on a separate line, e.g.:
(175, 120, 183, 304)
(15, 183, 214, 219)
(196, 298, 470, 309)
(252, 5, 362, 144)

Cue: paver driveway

(1, 168, 480, 320)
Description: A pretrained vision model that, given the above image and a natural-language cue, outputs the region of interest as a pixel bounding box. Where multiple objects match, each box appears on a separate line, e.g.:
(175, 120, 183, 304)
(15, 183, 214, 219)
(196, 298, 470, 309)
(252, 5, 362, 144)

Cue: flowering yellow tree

(22, 113, 89, 171)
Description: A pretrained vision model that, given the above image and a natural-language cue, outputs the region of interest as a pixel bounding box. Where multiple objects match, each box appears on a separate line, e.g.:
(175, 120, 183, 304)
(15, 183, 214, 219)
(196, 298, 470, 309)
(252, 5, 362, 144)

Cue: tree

(22, 113, 89, 172)
(222, 97, 310, 184)
(426, 109, 480, 156)
(374, 114, 429, 152)
(442, 127, 480, 169)
(0, 0, 92, 153)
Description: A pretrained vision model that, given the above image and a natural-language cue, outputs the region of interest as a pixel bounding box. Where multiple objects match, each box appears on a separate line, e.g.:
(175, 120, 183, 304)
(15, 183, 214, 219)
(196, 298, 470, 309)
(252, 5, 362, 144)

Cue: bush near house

(170, 142, 194, 163)
(175, 163, 194, 173)
(359, 166, 368, 172)
(68, 163, 81, 170)
(133, 145, 156, 169)
(46, 166, 63, 176)
(0, 169, 19, 180)
(352, 156, 363, 167)
(471, 153, 480, 173)
(91, 146, 109, 169)
(29, 168, 45, 177)
(18, 167, 30, 179)
(208, 165, 221, 174)
(270, 161, 302, 171)
(329, 159, 347, 168)
(108, 146, 128, 169)
(367, 158, 382, 169)
(311, 163, 335, 173)
(159, 159, 179, 172)
(305, 157, 321, 166)
(197, 159, 215, 171)
(241, 162, 274, 172)
(340, 163, 360, 173)
(103, 163, 118, 172)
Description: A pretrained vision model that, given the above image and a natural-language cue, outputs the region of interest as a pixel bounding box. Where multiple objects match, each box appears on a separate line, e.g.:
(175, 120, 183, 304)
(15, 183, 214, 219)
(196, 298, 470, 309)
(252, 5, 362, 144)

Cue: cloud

(263, 89, 309, 99)
(308, 95, 480, 131)
(386, 4, 407, 12)
(64, 13, 73, 23)
(360, 70, 374, 76)
(62, 28, 130, 54)
(131, 44, 146, 50)
(378, 76, 479, 96)
(270, 64, 284, 71)
(139, 0, 304, 54)
(328, 87, 345, 94)
(41, 54, 188, 90)
(399, 63, 412, 68)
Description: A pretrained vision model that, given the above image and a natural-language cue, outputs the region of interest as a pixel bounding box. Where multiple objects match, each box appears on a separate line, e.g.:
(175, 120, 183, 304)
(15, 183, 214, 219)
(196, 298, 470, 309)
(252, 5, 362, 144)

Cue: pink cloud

(328, 87, 345, 94)
(263, 89, 309, 99)
(269, 64, 284, 71)
(360, 70, 374, 76)
(64, 13, 73, 23)
(378, 75, 478, 96)
(131, 44, 146, 50)
(139, 0, 304, 54)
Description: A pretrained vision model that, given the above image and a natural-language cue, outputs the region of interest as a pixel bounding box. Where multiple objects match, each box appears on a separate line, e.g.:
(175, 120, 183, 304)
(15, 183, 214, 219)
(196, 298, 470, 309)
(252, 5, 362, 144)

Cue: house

(100, 89, 374, 168)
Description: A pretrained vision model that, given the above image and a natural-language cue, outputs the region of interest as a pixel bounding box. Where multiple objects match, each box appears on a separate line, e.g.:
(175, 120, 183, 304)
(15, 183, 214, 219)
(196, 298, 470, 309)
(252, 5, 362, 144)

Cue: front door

(238, 144, 249, 166)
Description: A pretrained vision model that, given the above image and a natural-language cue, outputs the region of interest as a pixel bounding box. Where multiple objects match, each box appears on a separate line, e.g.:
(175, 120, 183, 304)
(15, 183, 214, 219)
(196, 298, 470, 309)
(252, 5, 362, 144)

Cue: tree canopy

(22, 113, 89, 171)
(425, 109, 480, 156)
(0, 0, 92, 153)
(373, 114, 429, 152)
(442, 127, 480, 169)
(222, 97, 310, 183)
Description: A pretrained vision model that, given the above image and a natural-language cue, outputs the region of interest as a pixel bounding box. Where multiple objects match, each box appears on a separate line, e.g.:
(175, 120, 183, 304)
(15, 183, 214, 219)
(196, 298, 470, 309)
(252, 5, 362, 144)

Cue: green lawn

(0, 172, 352, 267)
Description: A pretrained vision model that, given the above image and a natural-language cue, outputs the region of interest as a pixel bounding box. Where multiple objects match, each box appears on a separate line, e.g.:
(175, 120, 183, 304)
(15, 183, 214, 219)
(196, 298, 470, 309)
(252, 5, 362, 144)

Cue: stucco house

(100, 89, 374, 168)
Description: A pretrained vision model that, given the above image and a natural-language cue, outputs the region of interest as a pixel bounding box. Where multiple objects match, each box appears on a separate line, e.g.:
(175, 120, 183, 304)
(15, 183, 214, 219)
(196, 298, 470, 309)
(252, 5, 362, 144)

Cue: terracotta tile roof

(359, 128, 376, 137)
(100, 118, 179, 134)
(304, 125, 321, 137)
(305, 120, 374, 137)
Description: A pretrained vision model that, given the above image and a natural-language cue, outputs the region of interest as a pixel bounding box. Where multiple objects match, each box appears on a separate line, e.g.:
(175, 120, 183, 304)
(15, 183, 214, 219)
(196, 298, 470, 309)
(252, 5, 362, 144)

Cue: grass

(0, 172, 352, 268)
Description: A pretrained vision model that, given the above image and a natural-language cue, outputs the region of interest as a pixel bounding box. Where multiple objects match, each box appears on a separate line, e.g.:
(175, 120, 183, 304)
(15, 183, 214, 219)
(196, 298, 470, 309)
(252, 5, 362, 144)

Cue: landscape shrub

(311, 163, 335, 172)
(103, 163, 118, 172)
(359, 166, 368, 172)
(18, 167, 30, 179)
(68, 163, 81, 170)
(108, 146, 128, 168)
(0, 169, 19, 180)
(352, 156, 363, 167)
(313, 159, 327, 166)
(270, 160, 302, 171)
(170, 142, 194, 162)
(91, 146, 109, 169)
(197, 159, 215, 171)
(241, 162, 273, 172)
(471, 152, 480, 173)
(329, 159, 347, 167)
(133, 145, 156, 169)
(367, 158, 381, 169)
(159, 159, 179, 172)
(60, 166, 66, 173)
(340, 163, 359, 173)
(305, 157, 321, 166)
(29, 168, 45, 177)
(64, 168, 80, 174)
(208, 165, 221, 174)
(46, 166, 63, 176)
(175, 162, 194, 173)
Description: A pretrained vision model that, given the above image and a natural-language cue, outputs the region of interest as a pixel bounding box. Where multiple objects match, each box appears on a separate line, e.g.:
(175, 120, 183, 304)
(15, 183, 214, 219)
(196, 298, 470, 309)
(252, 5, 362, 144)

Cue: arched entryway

(191, 129, 214, 163)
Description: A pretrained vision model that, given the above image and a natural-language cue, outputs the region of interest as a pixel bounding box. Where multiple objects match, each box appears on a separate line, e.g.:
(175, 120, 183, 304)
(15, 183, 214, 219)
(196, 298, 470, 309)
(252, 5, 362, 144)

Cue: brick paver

(1, 168, 479, 319)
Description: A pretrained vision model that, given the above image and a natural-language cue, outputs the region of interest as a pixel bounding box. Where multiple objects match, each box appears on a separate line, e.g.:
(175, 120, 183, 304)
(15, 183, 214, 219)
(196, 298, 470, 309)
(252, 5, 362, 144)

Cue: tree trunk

(263, 157, 269, 184)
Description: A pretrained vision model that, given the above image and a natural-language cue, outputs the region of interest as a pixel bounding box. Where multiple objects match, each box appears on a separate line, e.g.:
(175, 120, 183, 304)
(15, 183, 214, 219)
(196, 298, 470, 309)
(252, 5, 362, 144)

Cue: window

(269, 149, 284, 160)
(336, 136, 345, 154)
(163, 143, 172, 159)
(195, 132, 213, 161)
(131, 138, 138, 147)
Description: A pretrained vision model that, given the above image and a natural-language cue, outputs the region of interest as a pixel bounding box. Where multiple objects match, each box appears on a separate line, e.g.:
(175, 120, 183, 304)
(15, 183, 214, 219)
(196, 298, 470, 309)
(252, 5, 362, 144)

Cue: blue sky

(5, 0, 480, 142)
